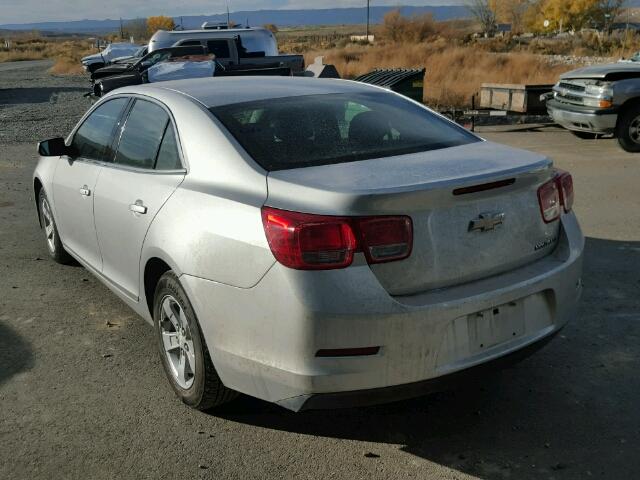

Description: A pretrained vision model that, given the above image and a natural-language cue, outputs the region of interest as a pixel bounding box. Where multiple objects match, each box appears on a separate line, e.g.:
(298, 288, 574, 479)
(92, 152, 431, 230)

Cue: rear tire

(38, 190, 73, 265)
(153, 271, 238, 410)
(616, 105, 640, 152)
(570, 131, 598, 140)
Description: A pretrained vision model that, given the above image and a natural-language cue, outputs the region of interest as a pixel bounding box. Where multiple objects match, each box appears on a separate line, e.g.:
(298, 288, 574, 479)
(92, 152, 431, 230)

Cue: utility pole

(227, 3, 231, 28)
(366, 0, 370, 39)
(119, 17, 124, 39)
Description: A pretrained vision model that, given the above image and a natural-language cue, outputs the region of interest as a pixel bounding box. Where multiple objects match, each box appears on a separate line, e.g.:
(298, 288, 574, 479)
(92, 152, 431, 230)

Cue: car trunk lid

(265, 141, 561, 295)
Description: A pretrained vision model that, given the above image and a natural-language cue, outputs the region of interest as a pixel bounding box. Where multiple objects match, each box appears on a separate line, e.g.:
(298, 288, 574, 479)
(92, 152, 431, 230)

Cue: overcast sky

(2, 0, 464, 25)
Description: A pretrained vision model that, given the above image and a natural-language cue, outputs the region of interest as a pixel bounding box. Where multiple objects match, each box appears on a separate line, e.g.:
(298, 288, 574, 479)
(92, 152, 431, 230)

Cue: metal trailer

(479, 83, 553, 114)
(354, 68, 426, 103)
(447, 83, 555, 132)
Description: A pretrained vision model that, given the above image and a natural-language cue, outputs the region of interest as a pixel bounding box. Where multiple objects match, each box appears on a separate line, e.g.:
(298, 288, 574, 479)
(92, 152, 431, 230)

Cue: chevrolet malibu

(33, 77, 584, 411)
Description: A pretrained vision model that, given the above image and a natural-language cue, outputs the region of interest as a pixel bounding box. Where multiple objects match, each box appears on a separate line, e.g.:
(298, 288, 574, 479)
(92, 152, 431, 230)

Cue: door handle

(79, 185, 91, 196)
(129, 200, 148, 215)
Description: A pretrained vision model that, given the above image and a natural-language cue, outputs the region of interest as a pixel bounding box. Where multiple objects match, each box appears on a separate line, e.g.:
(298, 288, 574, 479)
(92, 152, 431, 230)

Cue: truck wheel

(616, 105, 640, 152)
(154, 272, 238, 410)
(571, 131, 598, 140)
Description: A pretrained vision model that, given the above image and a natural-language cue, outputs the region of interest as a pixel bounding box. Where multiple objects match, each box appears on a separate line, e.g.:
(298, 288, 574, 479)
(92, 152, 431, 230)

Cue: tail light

(556, 171, 574, 212)
(537, 170, 574, 223)
(261, 207, 413, 270)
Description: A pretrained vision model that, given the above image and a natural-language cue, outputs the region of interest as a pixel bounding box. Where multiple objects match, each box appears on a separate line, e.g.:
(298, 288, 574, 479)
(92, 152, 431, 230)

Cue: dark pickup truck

(92, 45, 293, 97)
(92, 35, 303, 85)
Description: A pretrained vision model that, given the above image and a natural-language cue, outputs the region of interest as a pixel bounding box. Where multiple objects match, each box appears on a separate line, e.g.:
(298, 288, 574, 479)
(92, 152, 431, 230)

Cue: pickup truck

(80, 43, 142, 73)
(92, 45, 293, 97)
(91, 36, 304, 85)
(171, 36, 304, 73)
(546, 62, 640, 152)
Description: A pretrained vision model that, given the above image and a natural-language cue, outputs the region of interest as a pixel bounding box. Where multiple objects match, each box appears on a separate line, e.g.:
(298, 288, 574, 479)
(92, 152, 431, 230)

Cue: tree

(381, 9, 407, 42)
(467, 0, 497, 35)
(123, 18, 148, 41)
(534, 0, 625, 32)
(147, 16, 175, 36)
(490, 0, 538, 33)
(263, 23, 278, 34)
(591, 0, 625, 32)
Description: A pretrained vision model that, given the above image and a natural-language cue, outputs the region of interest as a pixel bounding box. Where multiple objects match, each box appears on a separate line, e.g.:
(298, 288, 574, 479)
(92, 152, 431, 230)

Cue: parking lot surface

(1, 62, 639, 479)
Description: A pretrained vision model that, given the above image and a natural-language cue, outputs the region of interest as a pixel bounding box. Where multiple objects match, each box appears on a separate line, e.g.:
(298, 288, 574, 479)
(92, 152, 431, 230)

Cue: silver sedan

(33, 77, 584, 411)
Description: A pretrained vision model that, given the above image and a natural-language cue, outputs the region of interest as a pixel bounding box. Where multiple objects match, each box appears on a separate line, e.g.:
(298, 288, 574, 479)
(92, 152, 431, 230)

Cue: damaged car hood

(561, 62, 640, 81)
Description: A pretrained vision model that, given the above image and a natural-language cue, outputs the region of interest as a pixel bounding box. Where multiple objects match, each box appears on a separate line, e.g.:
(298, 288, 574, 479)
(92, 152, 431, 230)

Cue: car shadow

(0, 87, 87, 106)
(0, 322, 34, 386)
(211, 236, 640, 479)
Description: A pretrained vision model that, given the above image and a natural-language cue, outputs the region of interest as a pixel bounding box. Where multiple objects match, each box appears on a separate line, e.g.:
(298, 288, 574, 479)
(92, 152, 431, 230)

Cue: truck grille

(559, 82, 586, 93)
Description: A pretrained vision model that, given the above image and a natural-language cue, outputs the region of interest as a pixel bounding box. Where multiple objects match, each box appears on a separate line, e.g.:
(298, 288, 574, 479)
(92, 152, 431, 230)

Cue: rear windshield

(210, 92, 479, 171)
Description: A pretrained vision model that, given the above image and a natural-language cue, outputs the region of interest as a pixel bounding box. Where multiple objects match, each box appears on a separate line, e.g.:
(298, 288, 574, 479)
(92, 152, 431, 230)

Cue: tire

(570, 131, 598, 140)
(38, 189, 73, 264)
(616, 104, 640, 152)
(153, 271, 238, 410)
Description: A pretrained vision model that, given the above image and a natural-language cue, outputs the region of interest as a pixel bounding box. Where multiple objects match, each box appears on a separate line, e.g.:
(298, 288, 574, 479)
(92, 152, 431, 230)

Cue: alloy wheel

(41, 197, 56, 254)
(629, 116, 640, 144)
(159, 295, 196, 389)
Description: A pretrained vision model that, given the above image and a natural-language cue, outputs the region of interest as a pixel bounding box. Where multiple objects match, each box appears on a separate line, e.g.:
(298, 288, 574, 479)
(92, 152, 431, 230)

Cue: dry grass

(0, 34, 95, 75)
(305, 40, 577, 108)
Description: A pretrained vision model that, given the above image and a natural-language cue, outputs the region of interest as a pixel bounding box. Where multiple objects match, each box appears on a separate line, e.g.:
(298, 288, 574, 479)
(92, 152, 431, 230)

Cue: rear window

(210, 92, 479, 171)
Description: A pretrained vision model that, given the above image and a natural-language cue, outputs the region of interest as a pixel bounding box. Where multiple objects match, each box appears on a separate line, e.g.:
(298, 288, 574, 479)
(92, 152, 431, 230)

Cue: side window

(114, 100, 169, 169)
(206, 40, 231, 58)
(179, 40, 202, 47)
(155, 124, 182, 170)
(71, 98, 128, 162)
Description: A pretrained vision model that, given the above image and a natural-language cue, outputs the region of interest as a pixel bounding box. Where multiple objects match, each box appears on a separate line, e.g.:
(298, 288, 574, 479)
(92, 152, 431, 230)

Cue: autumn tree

(381, 9, 438, 42)
(147, 16, 176, 36)
(490, 0, 538, 33)
(263, 23, 278, 33)
(532, 0, 625, 32)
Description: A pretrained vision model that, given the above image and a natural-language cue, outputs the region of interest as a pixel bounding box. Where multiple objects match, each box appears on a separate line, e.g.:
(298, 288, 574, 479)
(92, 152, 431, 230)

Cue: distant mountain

(0, 6, 471, 34)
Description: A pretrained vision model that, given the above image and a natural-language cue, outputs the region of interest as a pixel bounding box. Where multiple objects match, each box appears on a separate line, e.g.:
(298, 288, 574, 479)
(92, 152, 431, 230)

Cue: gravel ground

(0, 60, 92, 144)
(1, 61, 640, 480)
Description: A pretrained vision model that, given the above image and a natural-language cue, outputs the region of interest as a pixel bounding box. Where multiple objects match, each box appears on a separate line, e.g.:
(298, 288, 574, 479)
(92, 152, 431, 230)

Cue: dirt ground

(1, 61, 639, 480)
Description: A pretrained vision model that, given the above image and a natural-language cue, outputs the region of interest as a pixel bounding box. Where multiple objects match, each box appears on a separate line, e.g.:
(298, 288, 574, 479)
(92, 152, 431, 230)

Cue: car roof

(122, 77, 383, 108)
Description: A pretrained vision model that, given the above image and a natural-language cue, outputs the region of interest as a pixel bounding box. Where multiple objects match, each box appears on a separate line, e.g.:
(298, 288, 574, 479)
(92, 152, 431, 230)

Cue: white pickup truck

(546, 62, 640, 152)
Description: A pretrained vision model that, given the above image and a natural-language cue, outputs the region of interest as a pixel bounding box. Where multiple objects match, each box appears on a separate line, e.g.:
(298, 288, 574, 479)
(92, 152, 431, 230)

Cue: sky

(1, 0, 464, 25)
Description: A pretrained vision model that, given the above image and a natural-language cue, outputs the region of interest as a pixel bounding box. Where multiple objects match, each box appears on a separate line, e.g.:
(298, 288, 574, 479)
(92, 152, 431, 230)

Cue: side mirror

(38, 137, 68, 157)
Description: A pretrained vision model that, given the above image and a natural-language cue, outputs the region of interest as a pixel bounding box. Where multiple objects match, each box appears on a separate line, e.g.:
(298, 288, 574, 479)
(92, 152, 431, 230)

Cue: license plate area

(467, 300, 526, 354)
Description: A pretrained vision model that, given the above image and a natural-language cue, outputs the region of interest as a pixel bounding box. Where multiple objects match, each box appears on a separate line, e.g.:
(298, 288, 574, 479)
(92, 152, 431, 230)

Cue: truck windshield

(210, 92, 479, 171)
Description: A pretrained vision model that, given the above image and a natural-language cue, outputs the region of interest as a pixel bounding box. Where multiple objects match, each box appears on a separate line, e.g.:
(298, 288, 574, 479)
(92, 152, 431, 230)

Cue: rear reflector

(537, 178, 561, 223)
(316, 347, 380, 357)
(261, 207, 412, 270)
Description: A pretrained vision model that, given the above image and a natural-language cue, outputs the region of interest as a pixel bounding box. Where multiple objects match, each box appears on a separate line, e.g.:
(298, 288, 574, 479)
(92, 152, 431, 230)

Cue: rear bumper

(182, 213, 584, 411)
(547, 100, 618, 134)
(298, 327, 560, 411)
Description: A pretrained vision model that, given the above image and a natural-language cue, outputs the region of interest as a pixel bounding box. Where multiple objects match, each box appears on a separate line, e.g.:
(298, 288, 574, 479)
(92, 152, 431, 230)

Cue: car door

(93, 98, 186, 300)
(52, 97, 129, 270)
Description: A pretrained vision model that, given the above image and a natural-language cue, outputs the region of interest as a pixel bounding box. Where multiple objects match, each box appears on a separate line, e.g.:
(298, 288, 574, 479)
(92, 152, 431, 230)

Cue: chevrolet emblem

(469, 212, 505, 232)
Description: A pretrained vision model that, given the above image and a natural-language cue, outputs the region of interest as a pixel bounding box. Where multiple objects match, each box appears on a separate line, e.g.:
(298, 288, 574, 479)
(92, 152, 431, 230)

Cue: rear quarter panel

(138, 88, 273, 304)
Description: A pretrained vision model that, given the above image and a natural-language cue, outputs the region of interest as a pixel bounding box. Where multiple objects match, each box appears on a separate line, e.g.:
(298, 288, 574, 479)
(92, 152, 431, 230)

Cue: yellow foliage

(147, 16, 175, 36)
